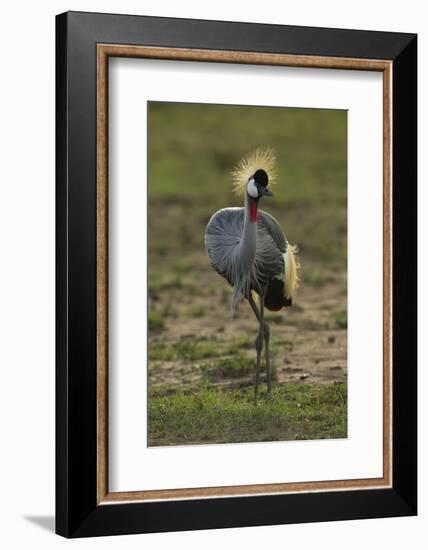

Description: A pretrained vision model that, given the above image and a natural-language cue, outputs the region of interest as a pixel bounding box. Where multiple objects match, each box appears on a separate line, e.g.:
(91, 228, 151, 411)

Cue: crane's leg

(248, 292, 261, 322)
(249, 293, 264, 405)
(249, 293, 271, 400)
(264, 321, 271, 398)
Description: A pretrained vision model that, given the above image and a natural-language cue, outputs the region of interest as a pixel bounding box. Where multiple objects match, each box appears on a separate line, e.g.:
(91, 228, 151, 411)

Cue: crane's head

(246, 169, 274, 200)
(232, 147, 277, 199)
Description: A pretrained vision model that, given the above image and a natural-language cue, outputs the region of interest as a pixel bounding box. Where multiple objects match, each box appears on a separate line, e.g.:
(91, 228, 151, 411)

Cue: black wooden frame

(56, 11, 417, 538)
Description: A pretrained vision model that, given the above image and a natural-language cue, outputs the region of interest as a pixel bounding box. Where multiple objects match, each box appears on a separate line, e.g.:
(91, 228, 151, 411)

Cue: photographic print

(147, 101, 347, 447)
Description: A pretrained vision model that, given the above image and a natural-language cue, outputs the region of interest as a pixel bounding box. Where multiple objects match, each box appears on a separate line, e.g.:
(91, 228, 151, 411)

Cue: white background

(0, 1, 425, 548)
(109, 60, 383, 492)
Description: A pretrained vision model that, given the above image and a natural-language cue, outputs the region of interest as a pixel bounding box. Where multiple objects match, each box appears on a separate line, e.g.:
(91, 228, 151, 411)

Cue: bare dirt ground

(148, 252, 347, 392)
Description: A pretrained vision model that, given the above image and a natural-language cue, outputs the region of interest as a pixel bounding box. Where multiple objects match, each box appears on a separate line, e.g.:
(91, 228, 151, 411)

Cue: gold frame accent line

(96, 44, 393, 505)
(97, 45, 109, 503)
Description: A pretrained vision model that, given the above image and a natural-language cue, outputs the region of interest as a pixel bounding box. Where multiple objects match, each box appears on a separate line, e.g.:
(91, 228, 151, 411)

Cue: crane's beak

(263, 187, 274, 197)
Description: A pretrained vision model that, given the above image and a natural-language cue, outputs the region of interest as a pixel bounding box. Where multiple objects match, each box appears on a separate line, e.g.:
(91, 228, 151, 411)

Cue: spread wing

(204, 207, 244, 285)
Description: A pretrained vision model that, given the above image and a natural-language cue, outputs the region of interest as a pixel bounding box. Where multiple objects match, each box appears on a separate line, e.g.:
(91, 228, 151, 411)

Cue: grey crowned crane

(204, 149, 299, 404)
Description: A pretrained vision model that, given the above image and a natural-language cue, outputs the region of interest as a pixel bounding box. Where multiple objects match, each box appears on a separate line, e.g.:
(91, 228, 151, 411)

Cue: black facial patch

(253, 169, 269, 187)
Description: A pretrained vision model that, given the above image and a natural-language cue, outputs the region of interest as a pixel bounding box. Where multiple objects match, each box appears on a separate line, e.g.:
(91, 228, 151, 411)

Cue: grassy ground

(147, 102, 348, 446)
(149, 383, 347, 446)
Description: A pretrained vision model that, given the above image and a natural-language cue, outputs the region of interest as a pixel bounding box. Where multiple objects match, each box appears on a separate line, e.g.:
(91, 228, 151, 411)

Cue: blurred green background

(148, 102, 347, 266)
(147, 102, 348, 446)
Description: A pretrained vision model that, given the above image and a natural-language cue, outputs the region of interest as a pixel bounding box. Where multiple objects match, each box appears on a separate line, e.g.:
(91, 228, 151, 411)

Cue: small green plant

(333, 310, 347, 329)
(148, 311, 165, 331)
(185, 305, 205, 318)
(172, 257, 195, 274)
(201, 355, 254, 380)
(223, 336, 254, 354)
(273, 339, 294, 352)
(148, 273, 195, 298)
(149, 337, 220, 361)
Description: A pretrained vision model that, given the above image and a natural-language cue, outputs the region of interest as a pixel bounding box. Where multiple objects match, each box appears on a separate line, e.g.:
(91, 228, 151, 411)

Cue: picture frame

(56, 11, 417, 538)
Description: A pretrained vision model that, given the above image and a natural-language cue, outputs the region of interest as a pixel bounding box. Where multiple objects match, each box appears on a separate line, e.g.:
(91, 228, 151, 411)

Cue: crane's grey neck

(230, 194, 258, 312)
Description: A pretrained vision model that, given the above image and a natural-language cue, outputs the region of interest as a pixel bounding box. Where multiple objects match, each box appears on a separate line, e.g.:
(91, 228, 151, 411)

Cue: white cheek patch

(247, 178, 258, 198)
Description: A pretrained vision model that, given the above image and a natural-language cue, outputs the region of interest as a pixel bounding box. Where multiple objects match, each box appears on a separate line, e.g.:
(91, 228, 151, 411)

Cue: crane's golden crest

(232, 147, 277, 196)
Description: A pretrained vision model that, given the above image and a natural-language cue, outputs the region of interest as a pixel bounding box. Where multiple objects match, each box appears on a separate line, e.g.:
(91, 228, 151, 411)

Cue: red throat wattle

(249, 198, 258, 222)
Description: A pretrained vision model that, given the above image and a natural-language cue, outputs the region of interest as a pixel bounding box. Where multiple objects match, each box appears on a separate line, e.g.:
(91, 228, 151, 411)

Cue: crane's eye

(247, 178, 259, 198)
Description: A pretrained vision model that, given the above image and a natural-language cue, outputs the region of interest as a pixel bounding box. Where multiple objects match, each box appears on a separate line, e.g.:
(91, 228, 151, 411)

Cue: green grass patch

(303, 270, 335, 287)
(185, 305, 205, 318)
(272, 338, 294, 352)
(201, 355, 254, 381)
(149, 337, 220, 361)
(223, 335, 255, 354)
(148, 311, 165, 331)
(148, 273, 195, 299)
(148, 382, 347, 446)
(265, 313, 285, 324)
(332, 310, 347, 329)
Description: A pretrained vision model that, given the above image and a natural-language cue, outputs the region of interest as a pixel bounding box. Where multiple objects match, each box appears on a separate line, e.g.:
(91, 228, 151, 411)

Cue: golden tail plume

(284, 244, 300, 299)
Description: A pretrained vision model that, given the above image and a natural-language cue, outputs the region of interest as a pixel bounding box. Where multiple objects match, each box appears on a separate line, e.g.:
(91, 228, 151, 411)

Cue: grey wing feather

(257, 210, 288, 254)
(254, 211, 288, 289)
(204, 207, 244, 286)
